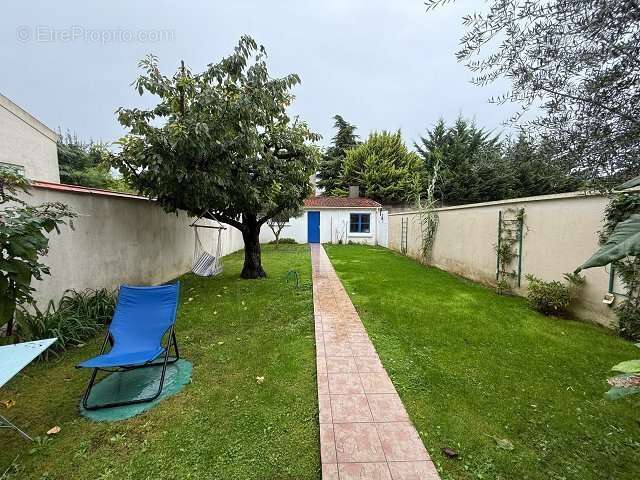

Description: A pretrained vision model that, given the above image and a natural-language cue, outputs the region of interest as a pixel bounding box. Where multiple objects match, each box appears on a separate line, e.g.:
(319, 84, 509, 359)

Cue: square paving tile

(387, 461, 440, 479)
(320, 424, 337, 463)
(330, 394, 372, 423)
(322, 463, 339, 480)
(318, 394, 332, 424)
(317, 356, 327, 375)
(326, 356, 358, 373)
(328, 373, 364, 394)
(355, 356, 386, 373)
(376, 422, 429, 462)
(360, 373, 397, 394)
(367, 394, 410, 422)
(339, 462, 392, 480)
(350, 341, 377, 356)
(318, 373, 329, 394)
(333, 423, 386, 463)
(325, 342, 353, 357)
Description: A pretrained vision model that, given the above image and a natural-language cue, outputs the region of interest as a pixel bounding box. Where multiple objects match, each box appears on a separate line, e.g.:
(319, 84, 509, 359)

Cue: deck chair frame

(80, 327, 180, 410)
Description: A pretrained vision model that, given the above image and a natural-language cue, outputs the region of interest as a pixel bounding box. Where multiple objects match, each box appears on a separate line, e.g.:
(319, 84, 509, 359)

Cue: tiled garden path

(311, 244, 440, 480)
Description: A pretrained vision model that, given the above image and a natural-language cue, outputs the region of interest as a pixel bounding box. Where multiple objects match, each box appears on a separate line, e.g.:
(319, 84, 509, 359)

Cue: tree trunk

(240, 216, 267, 279)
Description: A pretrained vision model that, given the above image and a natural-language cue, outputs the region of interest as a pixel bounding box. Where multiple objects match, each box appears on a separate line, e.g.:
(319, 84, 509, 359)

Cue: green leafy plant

(0, 169, 75, 333)
(577, 194, 640, 340)
(15, 288, 116, 359)
(266, 207, 301, 248)
(605, 343, 640, 400)
(495, 208, 524, 293)
(413, 150, 441, 264)
(268, 238, 296, 245)
(525, 273, 585, 316)
(112, 36, 320, 279)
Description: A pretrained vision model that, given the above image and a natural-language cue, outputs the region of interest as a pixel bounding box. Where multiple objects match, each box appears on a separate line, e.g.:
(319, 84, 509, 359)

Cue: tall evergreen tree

(415, 117, 503, 205)
(342, 130, 423, 204)
(317, 115, 358, 195)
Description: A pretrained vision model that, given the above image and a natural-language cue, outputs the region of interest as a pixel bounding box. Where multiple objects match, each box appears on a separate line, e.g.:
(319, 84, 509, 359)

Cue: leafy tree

(112, 36, 320, 278)
(317, 115, 359, 195)
(415, 117, 504, 204)
(504, 133, 583, 198)
(426, 0, 640, 189)
(341, 130, 422, 204)
(266, 205, 302, 248)
(57, 132, 130, 191)
(0, 168, 75, 335)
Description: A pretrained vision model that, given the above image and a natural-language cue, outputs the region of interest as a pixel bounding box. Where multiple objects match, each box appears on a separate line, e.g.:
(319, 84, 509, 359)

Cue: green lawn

(0, 245, 319, 480)
(325, 244, 640, 480)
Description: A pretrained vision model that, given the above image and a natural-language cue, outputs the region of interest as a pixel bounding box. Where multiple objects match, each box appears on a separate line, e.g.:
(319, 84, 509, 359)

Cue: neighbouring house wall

(0, 94, 60, 182)
(388, 192, 616, 327)
(22, 184, 244, 307)
(259, 208, 384, 245)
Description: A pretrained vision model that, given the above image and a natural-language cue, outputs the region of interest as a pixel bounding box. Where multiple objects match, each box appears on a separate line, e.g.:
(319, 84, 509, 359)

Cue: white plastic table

(0, 338, 56, 440)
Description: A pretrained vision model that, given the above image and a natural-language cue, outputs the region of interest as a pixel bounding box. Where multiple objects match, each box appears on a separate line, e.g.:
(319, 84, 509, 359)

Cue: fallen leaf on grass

(442, 447, 459, 458)
(1, 399, 16, 409)
(256, 376, 265, 384)
(46, 426, 61, 435)
(486, 434, 514, 451)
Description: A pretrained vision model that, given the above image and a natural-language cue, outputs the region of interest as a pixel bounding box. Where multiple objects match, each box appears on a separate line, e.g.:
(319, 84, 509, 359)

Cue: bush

(268, 238, 297, 245)
(525, 273, 585, 316)
(16, 288, 116, 359)
(616, 301, 640, 341)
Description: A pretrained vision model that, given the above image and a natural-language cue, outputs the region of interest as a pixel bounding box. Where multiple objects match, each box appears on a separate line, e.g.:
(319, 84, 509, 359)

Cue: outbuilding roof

(303, 196, 381, 208)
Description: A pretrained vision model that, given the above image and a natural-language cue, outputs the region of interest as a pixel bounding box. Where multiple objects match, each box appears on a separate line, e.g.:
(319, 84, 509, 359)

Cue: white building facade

(260, 197, 389, 247)
(0, 93, 60, 182)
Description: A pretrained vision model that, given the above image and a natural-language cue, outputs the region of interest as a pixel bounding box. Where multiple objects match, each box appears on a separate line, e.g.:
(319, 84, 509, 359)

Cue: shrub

(525, 273, 585, 316)
(268, 238, 296, 245)
(16, 288, 116, 359)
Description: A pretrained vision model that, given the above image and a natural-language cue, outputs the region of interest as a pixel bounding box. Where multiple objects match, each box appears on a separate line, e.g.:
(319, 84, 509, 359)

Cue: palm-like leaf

(575, 214, 640, 272)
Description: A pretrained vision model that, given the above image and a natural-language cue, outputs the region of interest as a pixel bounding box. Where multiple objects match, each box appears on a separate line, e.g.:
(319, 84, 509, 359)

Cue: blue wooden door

(307, 211, 320, 243)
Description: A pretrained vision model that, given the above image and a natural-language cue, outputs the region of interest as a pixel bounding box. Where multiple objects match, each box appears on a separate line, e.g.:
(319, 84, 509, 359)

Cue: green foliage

(416, 119, 581, 205)
(413, 150, 441, 263)
(15, 288, 116, 360)
(341, 130, 423, 204)
(266, 206, 302, 247)
(495, 208, 524, 293)
(269, 237, 296, 245)
(112, 36, 320, 278)
(57, 132, 131, 191)
(0, 169, 75, 327)
(525, 273, 585, 316)
(317, 115, 359, 195)
(427, 0, 640, 189)
(606, 343, 640, 400)
(577, 194, 640, 340)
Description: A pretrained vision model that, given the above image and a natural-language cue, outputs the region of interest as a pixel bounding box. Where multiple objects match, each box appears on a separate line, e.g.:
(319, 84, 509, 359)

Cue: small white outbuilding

(260, 196, 389, 246)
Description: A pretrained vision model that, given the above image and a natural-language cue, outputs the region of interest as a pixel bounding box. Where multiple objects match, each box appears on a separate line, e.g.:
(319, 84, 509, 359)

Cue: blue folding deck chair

(77, 283, 180, 410)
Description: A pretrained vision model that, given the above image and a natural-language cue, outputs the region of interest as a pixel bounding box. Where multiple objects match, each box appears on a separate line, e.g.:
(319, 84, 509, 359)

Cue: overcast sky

(1, 0, 520, 148)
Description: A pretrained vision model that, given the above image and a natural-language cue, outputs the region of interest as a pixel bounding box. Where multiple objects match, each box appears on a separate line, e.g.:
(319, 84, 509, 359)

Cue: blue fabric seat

(77, 283, 181, 410)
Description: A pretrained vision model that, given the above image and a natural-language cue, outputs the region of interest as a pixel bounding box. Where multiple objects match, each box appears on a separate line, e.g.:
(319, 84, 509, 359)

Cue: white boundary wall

(389, 191, 618, 327)
(22, 183, 244, 307)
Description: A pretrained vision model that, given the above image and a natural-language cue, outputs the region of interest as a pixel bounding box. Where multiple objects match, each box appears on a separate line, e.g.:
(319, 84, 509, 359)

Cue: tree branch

(536, 85, 640, 127)
(258, 204, 287, 226)
(204, 211, 247, 233)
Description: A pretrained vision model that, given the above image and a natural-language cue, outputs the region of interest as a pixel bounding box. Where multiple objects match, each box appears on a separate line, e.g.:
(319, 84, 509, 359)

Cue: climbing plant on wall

(413, 151, 442, 264)
(495, 207, 525, 294)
